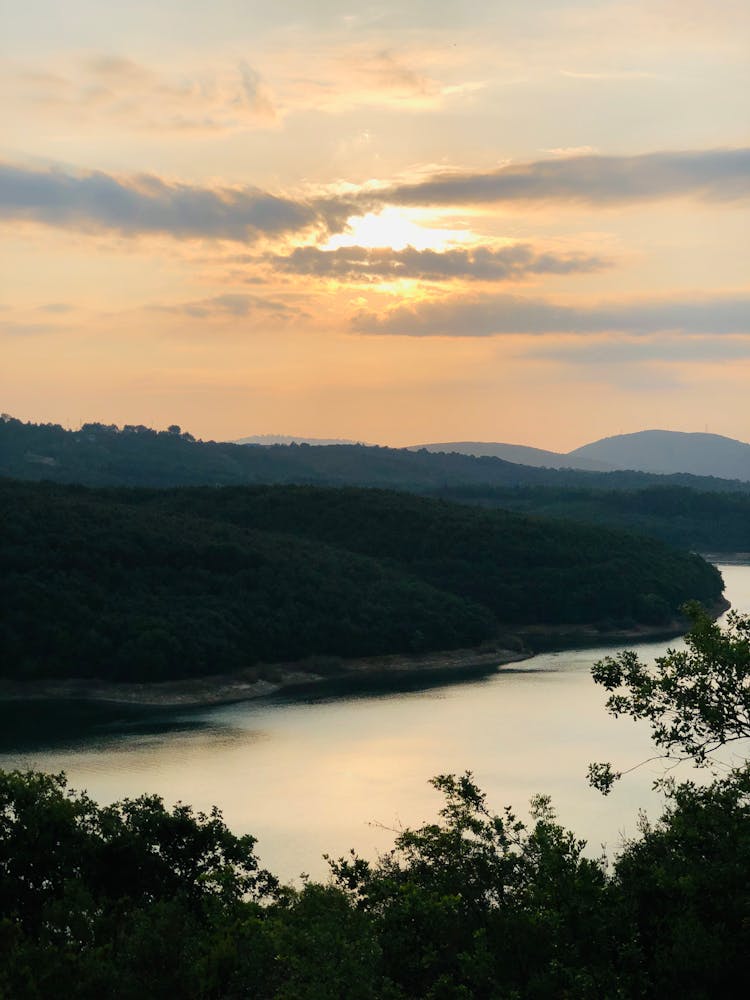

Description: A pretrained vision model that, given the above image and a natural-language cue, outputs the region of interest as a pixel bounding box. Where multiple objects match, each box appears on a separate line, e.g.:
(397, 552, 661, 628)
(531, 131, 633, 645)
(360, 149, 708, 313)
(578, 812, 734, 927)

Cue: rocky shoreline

(0, 597, 730, 708)
(0, 646, 532, 708)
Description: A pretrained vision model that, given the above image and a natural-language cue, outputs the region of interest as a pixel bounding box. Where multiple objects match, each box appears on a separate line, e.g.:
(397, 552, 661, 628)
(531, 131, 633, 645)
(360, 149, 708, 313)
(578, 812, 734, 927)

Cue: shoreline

(514, 594, 731, 652)
(0, 597, 729, 709)
(0, 647, 533, 709)
(701, 551, 750, 565)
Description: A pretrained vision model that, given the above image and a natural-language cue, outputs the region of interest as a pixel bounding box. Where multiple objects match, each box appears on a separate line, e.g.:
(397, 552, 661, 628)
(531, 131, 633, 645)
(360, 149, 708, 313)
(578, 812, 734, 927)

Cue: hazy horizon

(6, 412, 750, 455)
(2, 2, 749, 449)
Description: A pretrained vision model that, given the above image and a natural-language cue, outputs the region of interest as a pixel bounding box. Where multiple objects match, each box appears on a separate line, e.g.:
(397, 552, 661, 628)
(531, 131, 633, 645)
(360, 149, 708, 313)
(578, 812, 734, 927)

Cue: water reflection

(1, 564, 747, 883)
(0, 700, 233, 753)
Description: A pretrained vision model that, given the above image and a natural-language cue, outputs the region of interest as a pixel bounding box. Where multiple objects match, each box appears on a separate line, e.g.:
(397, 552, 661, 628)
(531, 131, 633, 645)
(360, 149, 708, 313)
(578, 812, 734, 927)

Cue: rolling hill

(413, 429, 750, 481)
(569, 430, 750, 480)
(3, 417, 750, 494)
(407, 440, 612, 471)
(0, 480, 724, 682)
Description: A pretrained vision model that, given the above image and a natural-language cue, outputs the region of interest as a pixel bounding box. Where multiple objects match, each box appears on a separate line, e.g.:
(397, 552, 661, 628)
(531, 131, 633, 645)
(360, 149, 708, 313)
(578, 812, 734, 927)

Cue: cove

(1, 563, 748, 883)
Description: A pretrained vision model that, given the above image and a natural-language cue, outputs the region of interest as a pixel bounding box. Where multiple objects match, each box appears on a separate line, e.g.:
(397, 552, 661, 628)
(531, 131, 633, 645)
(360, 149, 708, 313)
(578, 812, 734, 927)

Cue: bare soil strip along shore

(0, 648, 531, 708)
(0, 598, 730, 709)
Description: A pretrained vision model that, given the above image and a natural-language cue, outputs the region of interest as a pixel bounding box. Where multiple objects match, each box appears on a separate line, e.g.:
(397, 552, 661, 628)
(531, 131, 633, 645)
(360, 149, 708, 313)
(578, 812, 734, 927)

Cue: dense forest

(135, 483, 723, 625)
(4, 417, 750, 553)
(0, 480, 723, 682)
(437, 483, 750, 552)
(2, 600, 749, 998)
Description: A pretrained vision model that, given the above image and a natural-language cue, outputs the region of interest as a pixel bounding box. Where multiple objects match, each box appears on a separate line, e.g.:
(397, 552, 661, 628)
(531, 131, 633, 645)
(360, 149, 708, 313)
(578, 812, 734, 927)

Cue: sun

(322, 207, 470, 252)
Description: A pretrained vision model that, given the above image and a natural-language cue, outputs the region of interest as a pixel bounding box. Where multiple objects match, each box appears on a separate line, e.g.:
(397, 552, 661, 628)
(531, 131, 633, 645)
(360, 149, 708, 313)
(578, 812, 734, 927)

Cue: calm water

(2, 564, 748, 883)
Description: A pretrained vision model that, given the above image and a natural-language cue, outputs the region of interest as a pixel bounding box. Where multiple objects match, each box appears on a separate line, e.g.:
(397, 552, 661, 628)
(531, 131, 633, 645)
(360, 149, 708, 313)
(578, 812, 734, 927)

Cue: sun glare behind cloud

(322, 207, 471, 252)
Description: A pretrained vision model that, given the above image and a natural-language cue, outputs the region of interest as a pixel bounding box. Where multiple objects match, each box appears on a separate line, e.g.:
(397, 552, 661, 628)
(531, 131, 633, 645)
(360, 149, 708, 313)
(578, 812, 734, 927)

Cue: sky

(1, 0, 749, 449)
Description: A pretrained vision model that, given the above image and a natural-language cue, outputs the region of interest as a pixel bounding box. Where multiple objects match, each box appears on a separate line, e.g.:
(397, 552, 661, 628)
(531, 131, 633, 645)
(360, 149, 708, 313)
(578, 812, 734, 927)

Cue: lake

(2, 563, 748, 883)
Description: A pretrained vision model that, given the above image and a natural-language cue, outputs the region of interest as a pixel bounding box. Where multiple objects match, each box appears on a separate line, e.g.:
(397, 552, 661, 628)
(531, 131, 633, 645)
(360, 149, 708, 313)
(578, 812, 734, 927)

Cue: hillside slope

(146, 484, 723, 627)
(3, 417, 749, 494)
(437, 484, 750, 554)
(411, 429, 750, 480)
(0, 481, 724, 682)
(408, 440, 612, 471)
(569, 430, 750, 481)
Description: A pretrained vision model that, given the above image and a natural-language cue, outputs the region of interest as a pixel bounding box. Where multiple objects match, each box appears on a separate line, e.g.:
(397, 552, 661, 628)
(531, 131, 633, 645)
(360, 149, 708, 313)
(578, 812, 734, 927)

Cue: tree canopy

(589, 602, 750, 792)
(1, 761, 747, 998)
(3, 414, 749, 496)
(0, 480, 724, 682)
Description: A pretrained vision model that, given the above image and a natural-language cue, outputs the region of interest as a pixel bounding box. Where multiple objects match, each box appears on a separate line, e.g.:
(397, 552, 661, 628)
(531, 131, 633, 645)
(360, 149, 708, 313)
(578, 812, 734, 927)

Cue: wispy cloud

(542, 146, 599, 157)
(6, 44, 483, 134)
(265, 243, 610, 282)
(353, 292, 750, 337)
(9, 56, 277, 133)
(276, 45, 484, 113)
(0, 162, 344, 242)
(37, 302, 76, 314)
(155, 293, 302, 319)
(521, 335, 750, 365)
(0, 320, 71, 337)
(559, 69, 660, 80)
(364, 148, 750, 208)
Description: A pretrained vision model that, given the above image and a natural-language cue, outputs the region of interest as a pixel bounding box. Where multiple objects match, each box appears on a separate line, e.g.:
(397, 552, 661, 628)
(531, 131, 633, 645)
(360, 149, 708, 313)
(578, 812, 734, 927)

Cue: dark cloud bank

(353, 293, 750, 337)
(369, 147, 750, 208)
(0, 162, 347, 241)
(1, 147, 747, 244)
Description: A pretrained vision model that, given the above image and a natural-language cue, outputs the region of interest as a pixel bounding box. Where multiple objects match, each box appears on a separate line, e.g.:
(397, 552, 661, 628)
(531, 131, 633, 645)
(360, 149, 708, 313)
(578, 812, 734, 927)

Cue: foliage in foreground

(589, 602, 750, 791)
(0, 763, 747, 999)
(3, 589, 749, 998)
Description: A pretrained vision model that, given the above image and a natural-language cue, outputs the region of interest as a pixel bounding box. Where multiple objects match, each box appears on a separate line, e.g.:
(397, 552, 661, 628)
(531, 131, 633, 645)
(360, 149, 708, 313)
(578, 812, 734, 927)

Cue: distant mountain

(5, 416, 750, 495)
(569, 431, 750, 481)
(413, 430, 750, 482)
(3, 417, 750, 495)
(236, 434, 367, 446)
(408, 441, 613, 472)
(6, 418, 750, 551)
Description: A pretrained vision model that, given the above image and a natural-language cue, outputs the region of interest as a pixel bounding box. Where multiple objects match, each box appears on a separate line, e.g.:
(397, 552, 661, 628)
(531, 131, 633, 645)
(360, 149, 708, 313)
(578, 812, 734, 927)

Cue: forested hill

(436, 484, 750, 554)
(136, 484, 724, 624)
(0, 480, 723, 682)
(3, 416, 750, 494)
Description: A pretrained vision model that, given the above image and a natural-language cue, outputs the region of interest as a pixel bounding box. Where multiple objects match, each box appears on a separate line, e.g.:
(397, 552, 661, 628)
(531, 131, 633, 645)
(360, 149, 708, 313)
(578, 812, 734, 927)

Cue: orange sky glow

(2, 1, 749, 449)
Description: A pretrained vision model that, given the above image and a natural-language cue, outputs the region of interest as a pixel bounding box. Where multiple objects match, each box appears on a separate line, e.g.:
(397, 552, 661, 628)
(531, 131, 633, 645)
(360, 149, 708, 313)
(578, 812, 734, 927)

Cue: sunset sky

(2, 0, 749, 449)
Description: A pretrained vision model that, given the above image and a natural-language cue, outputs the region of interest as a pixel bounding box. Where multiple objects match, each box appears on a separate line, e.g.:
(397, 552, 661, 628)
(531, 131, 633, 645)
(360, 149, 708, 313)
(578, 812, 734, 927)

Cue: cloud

(157, 293, 301, 319)
(363, 148, 750, 209)
(0, 162, 344, 242)
(521, 335, 750, 365)
(352, 292, 750, 337)
(559, 69, 660, 80)
(353, 49, 434, 97)
(543, 146, 599, 158)
(276, 45, 483, 114)
(5, 146, 747, 247)
(7, 44, 481, 133)
(0, 320, 70, 337)
(10, 56, 277, 133)
(37, 302, 75, 314)
(265, 243, 609, 282)
(84, 54, 147, 80)
(238, 61, 276, 118)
